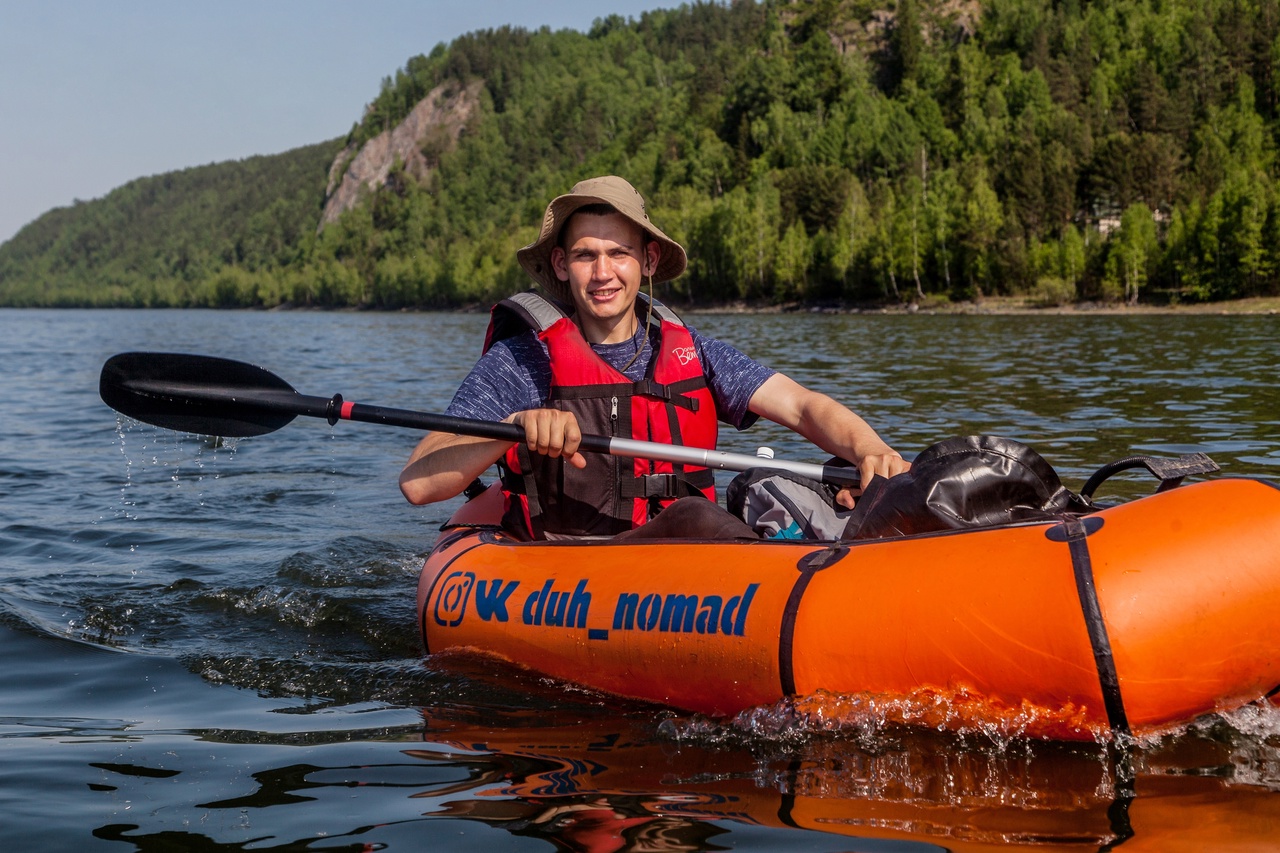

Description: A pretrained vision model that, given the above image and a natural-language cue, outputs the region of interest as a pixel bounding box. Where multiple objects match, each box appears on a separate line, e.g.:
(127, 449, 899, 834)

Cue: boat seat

(612, 496, 759, 541)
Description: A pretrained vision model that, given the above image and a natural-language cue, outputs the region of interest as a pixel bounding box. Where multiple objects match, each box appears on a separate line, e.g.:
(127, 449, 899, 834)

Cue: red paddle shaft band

(322, 395, 356, 423)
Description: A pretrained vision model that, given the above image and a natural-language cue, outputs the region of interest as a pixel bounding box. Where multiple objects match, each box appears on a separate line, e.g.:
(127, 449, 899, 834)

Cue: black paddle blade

(100, 352, 300, 437)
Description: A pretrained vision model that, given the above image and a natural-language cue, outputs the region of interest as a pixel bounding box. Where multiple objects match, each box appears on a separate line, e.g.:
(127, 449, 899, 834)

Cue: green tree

(955, 161, 1004, 296)
(1103, 203, 1158, 304)
(773, 221, 811, 302)
(891, 0, 923, 92)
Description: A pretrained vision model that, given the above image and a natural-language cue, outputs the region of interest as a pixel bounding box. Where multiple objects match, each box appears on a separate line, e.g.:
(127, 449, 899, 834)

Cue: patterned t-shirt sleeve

(690, 326, 775, 430)
(443, 334, 548, 423)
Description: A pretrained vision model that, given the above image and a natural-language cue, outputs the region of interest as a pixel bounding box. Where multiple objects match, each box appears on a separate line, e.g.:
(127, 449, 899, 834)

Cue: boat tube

(417, 448, 1280, 741)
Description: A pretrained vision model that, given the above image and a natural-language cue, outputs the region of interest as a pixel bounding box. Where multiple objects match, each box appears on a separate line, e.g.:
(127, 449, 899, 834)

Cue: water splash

(662, 687, 1110, 752)
(1134, 701, 1280, 791)
(112, 416, 240, 522)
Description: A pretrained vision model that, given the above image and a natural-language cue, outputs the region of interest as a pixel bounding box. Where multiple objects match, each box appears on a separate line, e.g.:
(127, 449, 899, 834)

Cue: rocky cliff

(320, 79, 484, 229)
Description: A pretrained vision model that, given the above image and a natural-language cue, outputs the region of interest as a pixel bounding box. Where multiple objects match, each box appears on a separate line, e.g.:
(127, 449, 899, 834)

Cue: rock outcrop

(320, 79, 484, 229)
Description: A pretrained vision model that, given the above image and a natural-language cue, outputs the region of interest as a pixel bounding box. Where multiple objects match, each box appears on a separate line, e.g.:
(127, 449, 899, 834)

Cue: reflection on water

(60, 701, 1280, 852)
(1, 308, 1278, 850)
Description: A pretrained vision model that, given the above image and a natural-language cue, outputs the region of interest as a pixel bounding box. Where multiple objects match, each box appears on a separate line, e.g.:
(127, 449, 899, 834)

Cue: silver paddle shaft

(605, 437, 858, 488)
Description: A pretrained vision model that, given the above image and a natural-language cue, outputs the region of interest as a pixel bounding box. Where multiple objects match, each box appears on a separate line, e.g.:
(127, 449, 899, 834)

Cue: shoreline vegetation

(740, 294, 1280, 315)
(246, 293, 1280, 315)
(7, 1, 1280, 313)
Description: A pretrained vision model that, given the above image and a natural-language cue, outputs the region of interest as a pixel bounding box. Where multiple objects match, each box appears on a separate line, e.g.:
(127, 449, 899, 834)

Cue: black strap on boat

(777, 570, 813, 698)
(1057, 516, 1131, 738)
(778, 547, 850, 696)
(1080, 452, 1219, 499)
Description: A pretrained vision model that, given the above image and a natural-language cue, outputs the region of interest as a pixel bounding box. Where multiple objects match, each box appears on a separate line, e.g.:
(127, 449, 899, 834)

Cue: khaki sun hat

(516, 176, 687, 305)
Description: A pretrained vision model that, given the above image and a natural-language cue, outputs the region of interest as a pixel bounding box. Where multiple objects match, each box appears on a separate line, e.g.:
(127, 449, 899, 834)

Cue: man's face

(551, 211, 659, 342)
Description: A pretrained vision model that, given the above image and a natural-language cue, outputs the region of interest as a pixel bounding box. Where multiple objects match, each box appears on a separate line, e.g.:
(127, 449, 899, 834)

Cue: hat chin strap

(620, 270, 654, 373)
(619, 239, 658, 372)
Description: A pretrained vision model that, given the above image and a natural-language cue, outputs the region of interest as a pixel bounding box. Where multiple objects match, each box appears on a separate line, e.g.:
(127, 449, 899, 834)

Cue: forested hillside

(4, 0, 1280, 308)
(0, 140, 341, 306)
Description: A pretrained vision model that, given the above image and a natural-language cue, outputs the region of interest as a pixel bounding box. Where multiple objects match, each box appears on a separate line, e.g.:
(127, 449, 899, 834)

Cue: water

(2, 307, 1278, 850)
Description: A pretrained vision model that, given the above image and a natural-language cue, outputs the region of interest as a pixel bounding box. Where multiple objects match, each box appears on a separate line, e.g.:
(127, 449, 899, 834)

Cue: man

(400, 176, 910, 538)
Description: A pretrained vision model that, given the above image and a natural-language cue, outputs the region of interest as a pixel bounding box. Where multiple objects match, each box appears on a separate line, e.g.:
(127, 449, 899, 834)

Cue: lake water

(2, 307, 1278, 851)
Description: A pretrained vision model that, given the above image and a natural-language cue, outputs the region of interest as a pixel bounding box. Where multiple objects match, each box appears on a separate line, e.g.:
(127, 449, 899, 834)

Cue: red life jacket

(484, 291, 718, 539)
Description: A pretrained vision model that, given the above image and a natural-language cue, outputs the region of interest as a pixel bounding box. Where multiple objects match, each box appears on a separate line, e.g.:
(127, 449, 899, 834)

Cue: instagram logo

(434, 570, 475, 627)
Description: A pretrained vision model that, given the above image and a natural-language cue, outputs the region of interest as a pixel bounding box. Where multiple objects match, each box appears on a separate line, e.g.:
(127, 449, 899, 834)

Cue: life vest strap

(633, 377, 700, 411)
(552, 377, 703, 412)
(618, 468, 715, 499)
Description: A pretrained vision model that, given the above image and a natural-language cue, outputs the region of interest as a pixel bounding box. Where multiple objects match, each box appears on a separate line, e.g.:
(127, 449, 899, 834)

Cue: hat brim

(517, 190, 686, 305)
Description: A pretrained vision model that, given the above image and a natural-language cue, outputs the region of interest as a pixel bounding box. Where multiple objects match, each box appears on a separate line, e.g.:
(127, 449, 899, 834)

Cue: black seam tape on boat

(1061, 516, 1132, 738)
(779, 548, 846, 696)
(778, 563, 816, 696)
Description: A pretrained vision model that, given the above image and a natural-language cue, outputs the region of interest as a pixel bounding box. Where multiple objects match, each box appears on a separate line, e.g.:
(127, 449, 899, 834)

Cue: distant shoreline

(686, 295, 1280, 316)
(385, 294, 1280, 316)
(8, 295, 1277, 315)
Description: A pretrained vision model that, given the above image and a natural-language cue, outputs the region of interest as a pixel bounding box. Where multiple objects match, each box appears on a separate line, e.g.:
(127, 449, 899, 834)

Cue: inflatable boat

(418, 473, 1280, 741)
(91, 353, 1280, 741)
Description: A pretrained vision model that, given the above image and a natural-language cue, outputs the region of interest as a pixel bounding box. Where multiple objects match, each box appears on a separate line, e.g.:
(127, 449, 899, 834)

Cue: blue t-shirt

(445, 321, 774, 431)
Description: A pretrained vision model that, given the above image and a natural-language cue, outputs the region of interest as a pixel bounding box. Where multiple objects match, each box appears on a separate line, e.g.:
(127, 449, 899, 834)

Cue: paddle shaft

(101, 352, 859, 488)
(274, 390, 858, 488)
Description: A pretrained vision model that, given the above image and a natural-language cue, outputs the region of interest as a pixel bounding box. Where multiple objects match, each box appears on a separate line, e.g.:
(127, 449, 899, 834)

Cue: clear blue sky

(0, 0, 669, 244)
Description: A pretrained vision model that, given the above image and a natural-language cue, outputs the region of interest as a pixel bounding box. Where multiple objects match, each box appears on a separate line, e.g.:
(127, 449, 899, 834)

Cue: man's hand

(835, 451, 911, 509)
(509, 408, 588, 469)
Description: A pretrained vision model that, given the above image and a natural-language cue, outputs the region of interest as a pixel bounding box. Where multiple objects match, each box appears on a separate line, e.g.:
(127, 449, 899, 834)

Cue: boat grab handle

(1080, 452, 1220, 499)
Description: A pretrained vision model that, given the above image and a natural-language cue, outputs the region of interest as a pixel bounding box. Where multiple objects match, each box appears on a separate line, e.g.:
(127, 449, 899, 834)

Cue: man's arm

(747, 373, 910, 506)
(399, 409, 587, 505)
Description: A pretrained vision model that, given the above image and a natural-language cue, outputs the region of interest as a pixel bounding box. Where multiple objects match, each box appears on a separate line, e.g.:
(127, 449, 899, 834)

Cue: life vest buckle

(640, 471, 680, 499)
(634, 378, 670, 400)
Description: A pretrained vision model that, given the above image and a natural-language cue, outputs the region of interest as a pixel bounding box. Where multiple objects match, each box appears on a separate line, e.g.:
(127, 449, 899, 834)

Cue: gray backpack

(727, 436, 1104, 542)
(724, 468, 853, 540)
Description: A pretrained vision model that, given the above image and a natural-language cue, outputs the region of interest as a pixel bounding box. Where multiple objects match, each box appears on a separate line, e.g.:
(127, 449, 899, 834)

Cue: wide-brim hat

(516, 176, 687, 305)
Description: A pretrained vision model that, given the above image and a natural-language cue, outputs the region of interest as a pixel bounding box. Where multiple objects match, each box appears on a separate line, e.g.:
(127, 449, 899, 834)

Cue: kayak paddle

(99, 352, 860, 488)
